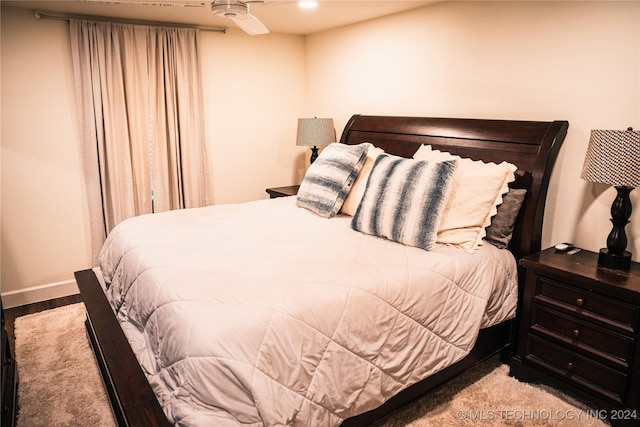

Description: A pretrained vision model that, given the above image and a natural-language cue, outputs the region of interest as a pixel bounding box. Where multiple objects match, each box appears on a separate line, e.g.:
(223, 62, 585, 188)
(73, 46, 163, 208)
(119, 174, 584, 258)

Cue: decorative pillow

(484, 188, 527, 249)
(413, 145, 517, 252)
(412, 143, 432, 158)
(340, 143, 386, 216)
(296, 142, 368, 218)
(352, 155, 458, 251)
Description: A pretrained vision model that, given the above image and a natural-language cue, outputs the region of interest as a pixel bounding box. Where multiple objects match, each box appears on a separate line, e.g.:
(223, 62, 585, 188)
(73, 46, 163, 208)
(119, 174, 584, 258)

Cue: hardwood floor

(3, 294, 84, 354)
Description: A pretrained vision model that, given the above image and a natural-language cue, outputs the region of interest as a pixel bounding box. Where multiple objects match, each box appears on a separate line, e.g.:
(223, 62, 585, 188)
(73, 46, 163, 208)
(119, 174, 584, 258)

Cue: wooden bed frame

(75, 114, 568, 426)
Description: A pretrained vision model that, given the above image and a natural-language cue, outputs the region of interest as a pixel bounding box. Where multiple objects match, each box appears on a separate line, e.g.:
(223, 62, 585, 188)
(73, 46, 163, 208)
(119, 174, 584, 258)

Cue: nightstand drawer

(525, 335, 628, 404)
(531, 305, 635, 369)
(534, 277, 640, 333)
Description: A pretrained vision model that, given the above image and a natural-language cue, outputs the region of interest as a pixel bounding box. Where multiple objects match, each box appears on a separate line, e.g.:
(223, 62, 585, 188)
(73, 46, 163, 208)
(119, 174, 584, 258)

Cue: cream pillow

(412, 143, 432, 158)
(340, 143, 385, 216)
(413, 145, 516, 252)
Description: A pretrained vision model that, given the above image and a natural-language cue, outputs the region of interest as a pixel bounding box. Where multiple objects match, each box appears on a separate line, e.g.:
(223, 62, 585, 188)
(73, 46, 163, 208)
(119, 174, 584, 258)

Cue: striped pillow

(352, 155, 458, 250)
(296, 143, 369, 218)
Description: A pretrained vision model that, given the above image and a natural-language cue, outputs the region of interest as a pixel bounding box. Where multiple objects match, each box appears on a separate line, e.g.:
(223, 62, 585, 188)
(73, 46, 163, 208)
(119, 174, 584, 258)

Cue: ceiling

(3, 0, 438, 35)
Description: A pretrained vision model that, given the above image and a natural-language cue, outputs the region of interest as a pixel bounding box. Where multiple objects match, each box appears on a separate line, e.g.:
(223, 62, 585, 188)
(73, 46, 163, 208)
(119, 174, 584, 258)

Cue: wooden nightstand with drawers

(511, 247, 640, 426)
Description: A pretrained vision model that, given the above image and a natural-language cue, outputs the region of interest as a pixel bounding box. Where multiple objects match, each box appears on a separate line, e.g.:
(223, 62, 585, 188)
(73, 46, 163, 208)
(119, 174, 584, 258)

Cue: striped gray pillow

(352, 155, 458, 250)
(296, 143, 369, 218)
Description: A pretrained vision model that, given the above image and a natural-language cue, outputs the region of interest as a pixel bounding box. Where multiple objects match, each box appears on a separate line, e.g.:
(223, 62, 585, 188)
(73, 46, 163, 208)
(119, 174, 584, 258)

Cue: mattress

(98, 196, 518, 426)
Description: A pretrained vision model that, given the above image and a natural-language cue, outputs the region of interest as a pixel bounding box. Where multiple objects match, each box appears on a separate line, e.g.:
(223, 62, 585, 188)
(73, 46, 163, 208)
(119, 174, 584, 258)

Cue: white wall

(0, 6, 306, 306)
(306, 0, 640, 260)
(199, 28, 308, 204)
(1, 7, 91, 305)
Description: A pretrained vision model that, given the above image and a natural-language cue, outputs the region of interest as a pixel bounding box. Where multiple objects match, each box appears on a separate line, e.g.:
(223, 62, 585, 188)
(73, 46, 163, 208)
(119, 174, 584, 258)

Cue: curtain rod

(34, 10, 227, 33)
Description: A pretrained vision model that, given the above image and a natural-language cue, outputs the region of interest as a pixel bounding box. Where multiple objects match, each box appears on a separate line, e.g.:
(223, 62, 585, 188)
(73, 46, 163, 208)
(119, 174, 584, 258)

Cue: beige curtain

(69, 20, 211, 263)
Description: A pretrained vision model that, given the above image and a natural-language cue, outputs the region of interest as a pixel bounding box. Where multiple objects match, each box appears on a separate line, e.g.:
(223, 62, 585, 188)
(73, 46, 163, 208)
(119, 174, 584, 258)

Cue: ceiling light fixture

(298, 1, 318, 9)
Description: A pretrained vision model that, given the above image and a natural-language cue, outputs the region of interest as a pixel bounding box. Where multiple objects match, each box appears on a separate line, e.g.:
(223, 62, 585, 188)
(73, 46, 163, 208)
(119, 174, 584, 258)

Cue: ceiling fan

(196, 0, 270, 35)
(109, 0, 272, 34)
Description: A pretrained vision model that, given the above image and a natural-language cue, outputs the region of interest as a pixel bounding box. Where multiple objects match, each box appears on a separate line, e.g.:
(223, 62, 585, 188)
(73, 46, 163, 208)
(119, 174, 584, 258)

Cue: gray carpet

(14, 303, 609, 426)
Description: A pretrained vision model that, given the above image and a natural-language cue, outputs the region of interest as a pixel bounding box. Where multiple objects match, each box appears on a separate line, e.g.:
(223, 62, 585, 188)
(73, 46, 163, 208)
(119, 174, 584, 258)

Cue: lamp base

(310, 146, 319, 164)
(598, 248, 632, 271)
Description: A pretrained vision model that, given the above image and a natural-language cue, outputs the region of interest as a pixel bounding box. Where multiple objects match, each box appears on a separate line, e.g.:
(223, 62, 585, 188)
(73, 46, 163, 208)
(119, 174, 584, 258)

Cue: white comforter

(99, 197, 518, 426)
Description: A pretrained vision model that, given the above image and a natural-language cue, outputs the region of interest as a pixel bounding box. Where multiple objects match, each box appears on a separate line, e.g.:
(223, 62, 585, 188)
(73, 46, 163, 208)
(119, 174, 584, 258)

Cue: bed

(75, 114, 568, 426)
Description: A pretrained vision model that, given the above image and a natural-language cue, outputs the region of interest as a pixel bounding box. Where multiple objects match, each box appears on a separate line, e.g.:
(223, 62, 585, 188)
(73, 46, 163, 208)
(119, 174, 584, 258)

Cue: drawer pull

(571, 329, 581, 338)
(575, 298, 584, 307)
(566, 361, 574, 371)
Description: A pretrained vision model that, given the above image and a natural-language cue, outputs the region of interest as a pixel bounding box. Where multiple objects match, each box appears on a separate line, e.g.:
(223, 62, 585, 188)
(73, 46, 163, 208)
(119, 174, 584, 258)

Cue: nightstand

(511, 247, 640, 426)
(266, 185, 299, 199)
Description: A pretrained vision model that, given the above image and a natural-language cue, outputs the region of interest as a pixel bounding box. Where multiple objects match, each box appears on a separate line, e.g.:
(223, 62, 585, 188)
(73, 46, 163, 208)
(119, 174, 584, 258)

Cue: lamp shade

(580, 128, 640, 187)
(296, 118, 335, 147)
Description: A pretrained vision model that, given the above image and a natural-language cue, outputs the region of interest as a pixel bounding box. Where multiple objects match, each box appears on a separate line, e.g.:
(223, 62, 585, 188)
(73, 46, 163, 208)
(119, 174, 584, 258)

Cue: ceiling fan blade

(231, 13, 269, 35)
(123, 1, 207, 6)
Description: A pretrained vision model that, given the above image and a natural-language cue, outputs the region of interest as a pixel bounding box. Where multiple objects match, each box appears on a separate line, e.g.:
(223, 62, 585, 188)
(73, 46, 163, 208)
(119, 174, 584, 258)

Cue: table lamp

(580, 127, 640, 270)
(296, 118, 335, 164)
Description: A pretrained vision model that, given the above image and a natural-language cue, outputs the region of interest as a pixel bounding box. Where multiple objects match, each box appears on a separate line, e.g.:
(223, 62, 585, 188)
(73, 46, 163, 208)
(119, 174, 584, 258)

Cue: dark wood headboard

(339, 115, 569, 260)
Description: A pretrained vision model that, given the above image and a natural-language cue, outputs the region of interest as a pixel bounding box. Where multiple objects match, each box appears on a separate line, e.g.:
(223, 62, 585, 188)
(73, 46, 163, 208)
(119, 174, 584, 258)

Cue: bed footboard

(75, 269, 170, 427)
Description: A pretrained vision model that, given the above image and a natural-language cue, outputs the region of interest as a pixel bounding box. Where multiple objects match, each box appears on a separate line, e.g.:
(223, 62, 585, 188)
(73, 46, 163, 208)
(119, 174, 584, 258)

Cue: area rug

(376, 356, 609, 427)
(14, 303, 116, 426)
(14, 303, 609, 426)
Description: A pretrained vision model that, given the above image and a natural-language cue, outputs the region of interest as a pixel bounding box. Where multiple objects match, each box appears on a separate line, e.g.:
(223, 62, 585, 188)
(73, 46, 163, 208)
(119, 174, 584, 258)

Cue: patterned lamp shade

(581, 127, 639, 271)
(581, 128, 640, 187)
(296, 118, 335, 148)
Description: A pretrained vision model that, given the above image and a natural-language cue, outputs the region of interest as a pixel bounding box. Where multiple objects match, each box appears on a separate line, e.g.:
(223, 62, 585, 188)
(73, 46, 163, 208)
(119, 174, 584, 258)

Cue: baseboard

(1, 279, 79, 308)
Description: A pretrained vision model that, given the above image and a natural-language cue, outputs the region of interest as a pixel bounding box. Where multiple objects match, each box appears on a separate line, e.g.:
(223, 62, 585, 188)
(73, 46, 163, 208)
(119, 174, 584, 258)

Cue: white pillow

(340, 143, 386, 216)
(413, 145, 517, 252)
(412, 143, 432, 158)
